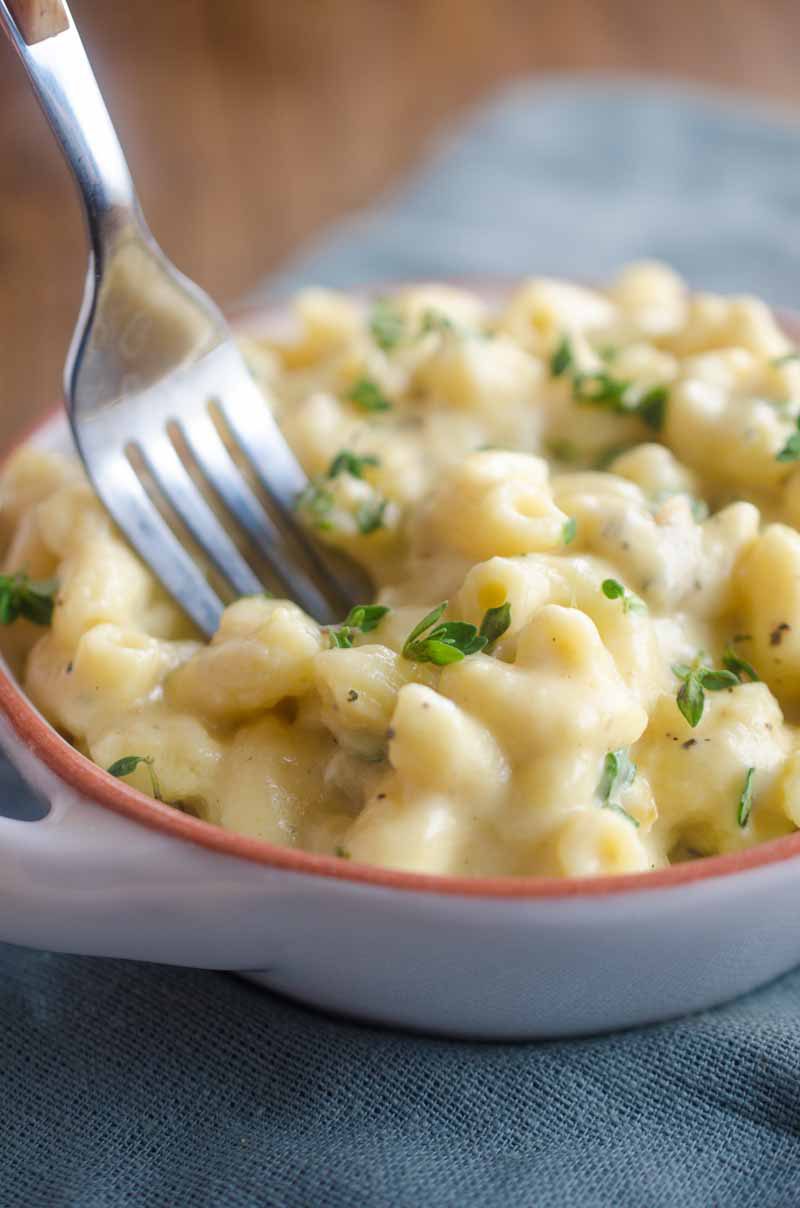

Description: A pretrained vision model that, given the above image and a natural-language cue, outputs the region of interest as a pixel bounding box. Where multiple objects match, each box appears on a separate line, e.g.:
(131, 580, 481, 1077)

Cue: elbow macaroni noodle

(5, 262, 800, 876)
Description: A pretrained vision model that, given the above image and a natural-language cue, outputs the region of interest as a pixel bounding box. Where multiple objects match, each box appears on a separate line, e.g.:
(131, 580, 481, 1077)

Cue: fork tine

(211, 369, 309, 510)
(216, 384, 371, 603)
(136, 433, 263, 599)
(178, 409, 339, 621)
(224, 400, 308, 511)
(88, 451, 225, 635)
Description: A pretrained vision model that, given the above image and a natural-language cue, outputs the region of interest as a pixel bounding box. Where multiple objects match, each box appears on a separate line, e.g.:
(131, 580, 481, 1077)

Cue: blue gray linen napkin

(4, 78, 800, 1208)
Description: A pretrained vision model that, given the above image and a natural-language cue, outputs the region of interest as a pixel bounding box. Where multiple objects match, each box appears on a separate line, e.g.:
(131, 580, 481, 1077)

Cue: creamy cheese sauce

(5, 262, 800, 877)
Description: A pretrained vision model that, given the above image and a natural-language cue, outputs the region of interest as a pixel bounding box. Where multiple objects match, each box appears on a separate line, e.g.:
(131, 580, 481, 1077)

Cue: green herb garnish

(601, 578, 646, 614)
(598, 749, 636, 802)
(335, 844, 352, 859)
(356, 499, 387, 535)
(550, 334, 574, 377)
(345, 604, 390, 633)
(369, 300, 405, 352)
(479, 602, 511, 649)
(328, 604, 390, 648)
(328, 450, 380, 479)
(637, 385, 668, 431)
(402, 602, 486, 666)
(573, 371, 630, 409)
(347, 377, 392, 412)
(419, 309, 455, 337)
(605, 801, 641, 826)
(722, 645, 760, 683)
(329, 629, 354, 649)
(549, 330, 667, 428)
(771, 352, 800, 367)
(672, 656, 740, 727)
(737, 767, 756, 827)
(295, 483, 334, 530)
(597, 749, 639, 826)
(0, 572, 57, 626)
(573, 373, 667, 431)
(299, 452, 386, 534)
(562, 517, 577, 545)
(107, 754, 162, 801)
(776, 416, 800, 462)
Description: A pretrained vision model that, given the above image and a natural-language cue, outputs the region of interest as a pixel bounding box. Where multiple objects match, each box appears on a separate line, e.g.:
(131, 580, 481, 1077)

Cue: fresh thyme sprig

(328, 604, 390, 649)
(601, 578, 646, 615)
(671, 655, 740, 728)
(548, 332, 668, 430)
(0, 572, 57, 626)
(597, 749, 639, 827)
(401, 600, 511, 666)
(107, 754, 163, 801)
(562, 517, 577, 545)
(479, 602, 511, 649)
(328, 450, 380, 479)
(369, 300, 405, 352)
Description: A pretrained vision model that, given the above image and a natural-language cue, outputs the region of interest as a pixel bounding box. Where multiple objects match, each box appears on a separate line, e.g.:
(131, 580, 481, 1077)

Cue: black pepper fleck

(770, 622, 791, 646)
(682, 738, 697, 750)
(377, 793, 386, 800)
(346, 690, 358, 702)
(65, 662, 73, 674)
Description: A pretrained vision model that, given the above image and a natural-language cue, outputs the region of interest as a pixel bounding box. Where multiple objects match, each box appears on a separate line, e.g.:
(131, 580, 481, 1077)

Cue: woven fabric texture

(4, 78, 800, 1207)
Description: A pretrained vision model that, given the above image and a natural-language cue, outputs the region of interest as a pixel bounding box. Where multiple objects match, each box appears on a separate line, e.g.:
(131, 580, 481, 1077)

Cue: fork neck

(2, 1, 142, 257)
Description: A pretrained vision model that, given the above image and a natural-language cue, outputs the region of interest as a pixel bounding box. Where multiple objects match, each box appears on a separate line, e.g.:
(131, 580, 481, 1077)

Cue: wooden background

(1, 0, 799, 435)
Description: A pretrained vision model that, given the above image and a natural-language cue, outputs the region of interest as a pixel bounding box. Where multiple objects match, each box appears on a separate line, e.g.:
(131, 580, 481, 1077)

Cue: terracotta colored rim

(4, 289, 800, 900)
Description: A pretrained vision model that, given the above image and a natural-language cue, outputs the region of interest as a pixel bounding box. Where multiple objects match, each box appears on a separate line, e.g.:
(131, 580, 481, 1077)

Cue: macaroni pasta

(4, 262, 800, 877)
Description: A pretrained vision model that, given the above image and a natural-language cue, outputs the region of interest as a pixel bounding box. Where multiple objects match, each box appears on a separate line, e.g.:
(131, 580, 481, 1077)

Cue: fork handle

(7, 0, 67, 43)
(1, 0, 139, 249)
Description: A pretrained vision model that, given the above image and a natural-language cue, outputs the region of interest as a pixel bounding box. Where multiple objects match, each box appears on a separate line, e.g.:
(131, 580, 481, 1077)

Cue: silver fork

(1, 0, 368, 634)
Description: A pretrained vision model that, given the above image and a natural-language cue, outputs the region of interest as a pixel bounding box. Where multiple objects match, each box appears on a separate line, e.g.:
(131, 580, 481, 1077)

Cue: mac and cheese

(4, 262, 800, 877)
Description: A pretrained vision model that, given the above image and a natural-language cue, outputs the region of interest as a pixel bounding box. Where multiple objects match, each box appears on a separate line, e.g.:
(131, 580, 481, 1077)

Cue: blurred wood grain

(1, 0, 799, 433)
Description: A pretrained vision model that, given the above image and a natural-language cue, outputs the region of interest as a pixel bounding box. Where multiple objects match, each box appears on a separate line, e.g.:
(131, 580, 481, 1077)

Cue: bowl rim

(4, 287, 800, 900)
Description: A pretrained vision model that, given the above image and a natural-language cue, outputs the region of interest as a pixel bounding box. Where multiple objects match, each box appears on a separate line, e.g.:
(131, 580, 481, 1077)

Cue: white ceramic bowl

(3, 299, 800, 1040)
